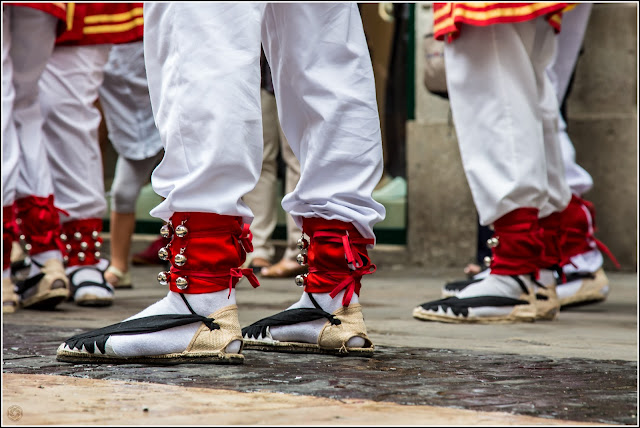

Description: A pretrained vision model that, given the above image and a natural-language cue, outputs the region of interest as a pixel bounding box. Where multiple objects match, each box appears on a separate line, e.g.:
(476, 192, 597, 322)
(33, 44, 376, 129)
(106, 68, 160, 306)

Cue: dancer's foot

(104, 265, 133, 289)
(57, 289, 244, 364)
(414, 274, 537, 324)
(67, 259, 114, 307)
(16, 251, 70, 310)
(242, 291, 373, 356)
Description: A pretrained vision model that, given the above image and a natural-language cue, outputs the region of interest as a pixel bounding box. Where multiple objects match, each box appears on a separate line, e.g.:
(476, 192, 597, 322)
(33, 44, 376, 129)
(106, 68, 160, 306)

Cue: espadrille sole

(559, 268, 609, 307)
(243, 339, 374, 357)
(412, 306, 536, 324)
(56, 348, 244, 365)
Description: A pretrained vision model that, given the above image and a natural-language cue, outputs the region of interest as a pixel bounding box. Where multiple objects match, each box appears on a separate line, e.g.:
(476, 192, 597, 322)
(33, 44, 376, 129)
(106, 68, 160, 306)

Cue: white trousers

(548, 3, 594, 196)
(143, 3, 386, 240)
(2, 6, 58, 205)
(99, 41, 163, 161)
(38, 45, 112, 220)
(445, 18, 572, 225)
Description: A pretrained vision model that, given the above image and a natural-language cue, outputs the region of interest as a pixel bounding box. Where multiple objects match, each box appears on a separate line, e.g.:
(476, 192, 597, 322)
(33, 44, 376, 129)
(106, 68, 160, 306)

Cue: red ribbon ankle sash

(490, 208, 544, 277)
(561, 195, 620, 269)
(164, 212, 260, 294)
(304, 224, 376, 307)
(15, 195, 69, 256)
(540, 212, 565, 268)
(62, 218, 104, 266)
(3, 205, 17, 270)
(167, 267, 260, 295)
(239, 223, 254, 254)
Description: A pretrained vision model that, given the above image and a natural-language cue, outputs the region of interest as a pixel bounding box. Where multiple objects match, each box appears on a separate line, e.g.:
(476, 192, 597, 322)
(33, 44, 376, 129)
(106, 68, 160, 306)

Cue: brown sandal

(247, 257, 271, 274)
(259, 258, 308, 278)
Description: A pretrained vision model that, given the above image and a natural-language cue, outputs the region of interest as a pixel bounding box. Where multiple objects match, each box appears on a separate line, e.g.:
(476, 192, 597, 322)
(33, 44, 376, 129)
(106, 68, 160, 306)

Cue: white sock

(3, 268, 10, 280)
(458, 274, 534, 300)
(472, 268, 491, 280)
(106, 288, 240, 357)
(28, 250, 63, 277)
(563, 249, 604, 274)
(269, 290, 365, 348)
(66, 258, 113, 300)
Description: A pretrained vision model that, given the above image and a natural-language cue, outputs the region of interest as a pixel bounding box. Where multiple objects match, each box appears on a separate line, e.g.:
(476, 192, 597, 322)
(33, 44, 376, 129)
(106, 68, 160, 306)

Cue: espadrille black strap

(63, 293, 219, 354)
(418, 295, 530, 317)
(242, 295, 341, 340)
(13, 257, 49, 295)
(68, 266, 113, 293)
(14, 273, 45, 296)
(565, 271, 596, 282)
(511, 275, 531, 294)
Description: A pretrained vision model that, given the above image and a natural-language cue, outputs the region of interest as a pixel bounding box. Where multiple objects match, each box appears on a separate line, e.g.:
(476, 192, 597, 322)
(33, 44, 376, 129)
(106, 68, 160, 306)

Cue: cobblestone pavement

(2, 238, 638, 425)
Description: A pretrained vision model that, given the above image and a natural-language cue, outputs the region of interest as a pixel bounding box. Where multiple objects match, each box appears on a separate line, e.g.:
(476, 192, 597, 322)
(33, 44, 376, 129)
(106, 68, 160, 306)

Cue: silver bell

(483, 256, 493, 267)
(95, 251, 101, 258)
(294, 274, 306, 287)
(486, 237, 499, 248)
(80, 241, 88, 250)
(174, 253, 187, 267)
(63, 255, 69, 264)
(296, 237, 309, 250)
(175, 276, 188, 290)
(94, 241, 102, 249)
(60, 233, 68, 242)
(296, 253, 307, 266)
(24, 243, 32, 252)
(91, 231, 100, 240)
(160, 224, 171, 238)
(157, 271, 169, 286)
(175, 224, 188, 237)
(19, 234, 26, 242)
(158, 246, 170, 261)
(78, 251, 86, 262)
(74, 232, 82, 240)
(66, 244, 72, 251)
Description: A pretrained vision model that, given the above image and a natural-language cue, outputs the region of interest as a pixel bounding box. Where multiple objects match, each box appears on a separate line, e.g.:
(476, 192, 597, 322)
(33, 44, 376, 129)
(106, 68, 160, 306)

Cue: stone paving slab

(2, 323, 637, 425)
(4, 373, 606, 426)
(2, 239, 638, 425)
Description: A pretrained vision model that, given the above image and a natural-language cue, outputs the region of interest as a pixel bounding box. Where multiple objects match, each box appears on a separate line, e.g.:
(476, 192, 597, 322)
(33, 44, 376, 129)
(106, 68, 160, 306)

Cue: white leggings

(110, 152, 163, 213)
(143, 3, 386, 240)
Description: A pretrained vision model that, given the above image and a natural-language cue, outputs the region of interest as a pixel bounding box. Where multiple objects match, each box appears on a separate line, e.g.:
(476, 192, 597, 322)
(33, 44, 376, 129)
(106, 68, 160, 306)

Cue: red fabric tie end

(302, 218, 376, 307)
(561, 195, 620, 269)
(3, 204, 17, 271)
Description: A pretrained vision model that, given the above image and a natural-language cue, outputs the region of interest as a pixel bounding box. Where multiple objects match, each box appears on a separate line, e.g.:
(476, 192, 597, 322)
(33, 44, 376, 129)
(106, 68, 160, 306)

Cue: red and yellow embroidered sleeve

(55, 2, 144, 46)
(433, 2, 575, 43)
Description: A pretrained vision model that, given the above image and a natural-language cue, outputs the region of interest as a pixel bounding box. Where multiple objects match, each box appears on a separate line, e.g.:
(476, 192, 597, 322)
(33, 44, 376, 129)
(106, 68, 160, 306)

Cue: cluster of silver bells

(483, 236, 499, 267)
(56, 230, 101, 264)
(156, 225, 311, 291)
(295, 236, 309, 287)
(157, 271, 188, 290)
(157, 222, 189, 289)
(14, 217, 101, 263)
